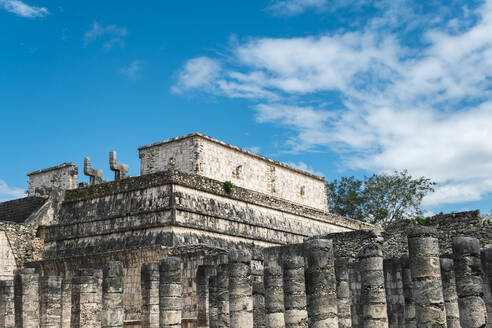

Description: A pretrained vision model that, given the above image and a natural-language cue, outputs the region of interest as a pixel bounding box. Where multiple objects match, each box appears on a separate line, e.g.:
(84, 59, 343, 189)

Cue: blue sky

(2, 0, 492, 216)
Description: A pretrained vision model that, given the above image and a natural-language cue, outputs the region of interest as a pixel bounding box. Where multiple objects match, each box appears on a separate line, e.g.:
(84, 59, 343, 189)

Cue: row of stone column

(194, 251, 251, 328)
(259, 227, 492, 328)
(261, 239, 381, 328)
(0, 261, 124, 328)
(141, 257, 183, 328)
(194, 241, 384, 328)
(399, 227, 491, 328)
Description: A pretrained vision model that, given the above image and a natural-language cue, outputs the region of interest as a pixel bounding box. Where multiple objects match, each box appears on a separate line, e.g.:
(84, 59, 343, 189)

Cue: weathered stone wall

(138, 133, 329, 210)
(27, 163, 78, 196)
(0, 222, 43, 279)
(139, 135, 197, 177)
(41, 169, 368, 261)
(383, 210, 492, 257)
(172, 184, 352, 246)
(29, 246, 169, 322)
(196, 136, 328, 210)
(0, 196, 46, 223)
(0, 231, 17, 281)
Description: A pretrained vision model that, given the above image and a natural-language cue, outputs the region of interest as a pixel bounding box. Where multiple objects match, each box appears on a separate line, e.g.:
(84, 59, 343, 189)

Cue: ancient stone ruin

(1, 132, 492, 327)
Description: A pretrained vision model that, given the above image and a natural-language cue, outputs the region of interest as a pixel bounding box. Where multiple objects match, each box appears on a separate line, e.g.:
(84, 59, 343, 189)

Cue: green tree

(327, 170, 435, 226)
(326, 176, 366, 220)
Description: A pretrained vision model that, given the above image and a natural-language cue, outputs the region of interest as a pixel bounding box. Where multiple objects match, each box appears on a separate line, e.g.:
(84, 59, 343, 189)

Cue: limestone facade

(138, 133, 328, 210)
(27, 163, 78, 196)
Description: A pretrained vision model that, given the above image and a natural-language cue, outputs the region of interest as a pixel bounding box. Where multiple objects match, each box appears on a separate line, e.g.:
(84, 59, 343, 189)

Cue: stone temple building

(1, 132, 492, 327)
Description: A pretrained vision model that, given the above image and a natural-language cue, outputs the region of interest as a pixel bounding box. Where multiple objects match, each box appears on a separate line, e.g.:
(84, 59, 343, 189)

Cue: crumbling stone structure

(1, 132, 492, 327)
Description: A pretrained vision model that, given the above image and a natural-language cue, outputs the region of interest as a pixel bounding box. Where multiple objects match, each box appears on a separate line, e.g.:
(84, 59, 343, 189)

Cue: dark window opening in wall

(300, 186, 305, 196)
(233, 165, 243, 179)
(169, 157, 176, 168)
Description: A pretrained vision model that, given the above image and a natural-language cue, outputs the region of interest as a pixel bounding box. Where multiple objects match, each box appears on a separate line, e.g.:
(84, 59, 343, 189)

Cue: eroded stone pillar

(439, 258, 460, 328)
(253, 279, 266, 328)
(0, 280, 15, 328)
(384, 259, 396, 328)
(264, 266, 285, 328)
(384, 259, 405, 328)
(335, 257, 352, 328)
(392, 259, 405, 328)
(209, 275, 218, 328)
(159, 257, 182, 328)
(453, 237, 488, 328)
(228, 250, 253, 328)
(40, 275, 62, 328)
(197, 265, 213, 328)
(71, 268, 102, 328)
(14, 268, 40, 328)
(483, 247, 492, 294)
(216, 264, 229, 328)
(61, 273, 72, 328)
(102, 261, 124, 328)
(142, 263, 160, 328)
(349, 257, 364, 327)
(400, 255, 416, 328)
(407, 226, 446, 328)
(304, 239, 338, 327)
(359, 242, 388, 328)
(282, 254, 308, 328)
(482, 247, 492, 323)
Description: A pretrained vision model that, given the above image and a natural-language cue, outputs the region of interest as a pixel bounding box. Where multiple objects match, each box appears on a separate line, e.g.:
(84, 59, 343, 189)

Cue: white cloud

(285, 161, 325, 177)
(174, 0, 492, 208)
(267, 0, 329, 16)
(0, 179, 25, 202)
(0, 0, 48, 18)
(255, 104, 336, 152)
(266, 0, 375, 16)
(171, 57, 221, 94)
(120, 60, 144, 78)
(84, 22, 127, 51)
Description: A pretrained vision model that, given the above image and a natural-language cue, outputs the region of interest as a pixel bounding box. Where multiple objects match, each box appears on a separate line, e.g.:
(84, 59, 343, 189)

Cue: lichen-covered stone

(282, 255, 308, 328)
(453, 237, 488, 328)
(304, 239, 338, 328)
(407, 226, 446, 328)
(358, 243, 388, 328)
(229, 250, 253, 328)
(159, 257, 182, 328)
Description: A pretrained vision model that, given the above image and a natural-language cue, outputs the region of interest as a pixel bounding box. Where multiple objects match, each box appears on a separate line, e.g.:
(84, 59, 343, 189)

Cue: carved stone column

(407, 226, 446, 328)
(141, 263, 160, 328)
(282, 255, 308, 328)
(228, 250, 253, 328)
(71, 268, 102, 328)
(453, 237, 488, 328)
(439, 258, 460, 328)
(159, 257, 182, 328)
(40, 275, 62, 328)
(15, 268, 40, 328)
(102, 261, 124, 328)
(304, 239, 338, 327)
(359, 242, 388, 328)
(400, 254, 416, 328)
(0, 280, 15, 328)
(335, 257, 352, 328)
(216, 264, 229, 328)
(264, 266, 285, 328)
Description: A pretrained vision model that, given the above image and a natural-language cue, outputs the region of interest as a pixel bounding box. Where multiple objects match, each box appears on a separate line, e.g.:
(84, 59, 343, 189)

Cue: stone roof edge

(137, 132, 326, 182)
(0, 195, 44, 207)
(27, 162, 78, 176)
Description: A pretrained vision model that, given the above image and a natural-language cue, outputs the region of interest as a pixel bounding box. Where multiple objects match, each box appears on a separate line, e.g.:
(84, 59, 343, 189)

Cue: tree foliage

(326, 170, 435, 226)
